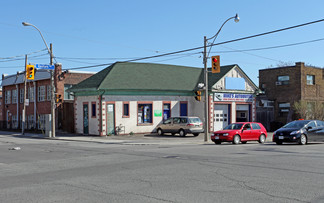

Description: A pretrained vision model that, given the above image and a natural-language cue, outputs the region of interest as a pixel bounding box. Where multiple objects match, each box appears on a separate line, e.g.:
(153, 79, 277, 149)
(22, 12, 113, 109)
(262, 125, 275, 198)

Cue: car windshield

(282, 120, 309, 129)
(224, 123, 243, 130)
(189, 118, 201, 123)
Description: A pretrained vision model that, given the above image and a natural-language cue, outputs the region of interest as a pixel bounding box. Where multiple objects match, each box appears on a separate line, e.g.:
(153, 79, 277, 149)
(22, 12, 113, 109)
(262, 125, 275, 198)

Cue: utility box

(45, 114, 52, 137)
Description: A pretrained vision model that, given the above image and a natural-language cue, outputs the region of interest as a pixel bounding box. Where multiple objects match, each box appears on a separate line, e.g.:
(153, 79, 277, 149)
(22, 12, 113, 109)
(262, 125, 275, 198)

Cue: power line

(0, 48, 47, 60)
(66, 18, 324, 70)
(214, 37, 324, 53)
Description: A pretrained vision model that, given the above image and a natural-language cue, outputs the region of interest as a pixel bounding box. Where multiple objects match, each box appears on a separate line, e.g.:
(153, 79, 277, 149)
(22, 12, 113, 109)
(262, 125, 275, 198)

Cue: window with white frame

(12, 115, 18, 129)
(28, 86, 35, 102)
(277, 75, 290, 85)
(5, 90, 11, 104)
(64, 84, 74, 100)
(12, 89, 17, 104)
(20, 89, 24, 103)
(47, 85, 51, 101)
(28, 115, 35, 129)
(38, 114, 46, 130)
(38, 86, 46, 102)
(307, 75, 315, 85)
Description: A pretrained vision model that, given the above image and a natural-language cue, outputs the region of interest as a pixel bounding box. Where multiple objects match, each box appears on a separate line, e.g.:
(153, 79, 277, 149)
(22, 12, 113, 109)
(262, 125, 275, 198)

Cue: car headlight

(290, 130, 300, 135)
(223, 133, 229, 136)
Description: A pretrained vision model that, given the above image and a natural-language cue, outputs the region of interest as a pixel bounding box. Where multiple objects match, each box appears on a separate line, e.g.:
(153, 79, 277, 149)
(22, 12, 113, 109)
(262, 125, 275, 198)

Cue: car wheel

(299, 134, 307, 145)
(157, 128, 163, 136)
(241, 141, 247, 144)
(214, 141, 221, 145)
(193, 133, 199, 137)
(233, 135, 241, 144)
(258, 134, 266, 144)
(179, 129, 186, 137)
(276, 141, 282, 145)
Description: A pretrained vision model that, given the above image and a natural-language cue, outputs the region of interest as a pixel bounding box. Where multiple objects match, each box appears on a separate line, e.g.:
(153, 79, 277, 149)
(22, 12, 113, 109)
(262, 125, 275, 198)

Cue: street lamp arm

(207, 16, 235, 41)
(206, 14, 239, 58)
(22, 22, 53, 58)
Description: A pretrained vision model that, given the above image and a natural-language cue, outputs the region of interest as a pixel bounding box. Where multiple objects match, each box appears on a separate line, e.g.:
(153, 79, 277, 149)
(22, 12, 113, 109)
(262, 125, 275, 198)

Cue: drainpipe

(99, 90, 105, 136)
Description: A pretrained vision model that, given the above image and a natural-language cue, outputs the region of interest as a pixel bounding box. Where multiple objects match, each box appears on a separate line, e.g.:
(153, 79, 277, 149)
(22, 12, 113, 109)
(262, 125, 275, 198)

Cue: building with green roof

(69, 62, 258, 136)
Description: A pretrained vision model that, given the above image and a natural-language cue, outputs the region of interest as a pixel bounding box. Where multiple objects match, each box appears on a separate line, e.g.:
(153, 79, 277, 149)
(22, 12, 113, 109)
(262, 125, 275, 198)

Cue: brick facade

(1, 64, 94, 132)
(259, 62, 324, 126)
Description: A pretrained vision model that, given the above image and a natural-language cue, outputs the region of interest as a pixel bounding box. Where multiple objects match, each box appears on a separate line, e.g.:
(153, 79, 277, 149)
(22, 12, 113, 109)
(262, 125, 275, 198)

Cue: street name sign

(36, 64, 55, 70)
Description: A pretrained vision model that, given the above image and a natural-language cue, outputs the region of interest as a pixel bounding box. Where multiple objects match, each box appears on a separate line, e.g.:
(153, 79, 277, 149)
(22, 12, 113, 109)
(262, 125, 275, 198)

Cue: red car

(211, 122, 267, 145)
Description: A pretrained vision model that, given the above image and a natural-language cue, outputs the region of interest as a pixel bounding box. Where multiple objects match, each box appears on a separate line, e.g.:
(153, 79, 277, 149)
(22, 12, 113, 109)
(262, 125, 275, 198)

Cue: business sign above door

(214, 93, 253, 102)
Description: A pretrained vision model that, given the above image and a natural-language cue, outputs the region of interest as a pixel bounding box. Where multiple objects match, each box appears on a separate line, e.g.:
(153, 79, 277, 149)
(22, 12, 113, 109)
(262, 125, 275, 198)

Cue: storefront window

(138, 103, 152, 124)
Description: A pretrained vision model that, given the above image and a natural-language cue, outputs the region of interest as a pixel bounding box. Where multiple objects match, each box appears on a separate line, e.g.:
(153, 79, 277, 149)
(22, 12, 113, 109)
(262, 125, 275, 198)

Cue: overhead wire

(66, 18, 324, 70)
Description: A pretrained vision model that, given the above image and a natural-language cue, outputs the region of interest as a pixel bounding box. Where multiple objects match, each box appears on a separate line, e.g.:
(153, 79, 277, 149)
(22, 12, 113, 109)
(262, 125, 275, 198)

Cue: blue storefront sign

(214, 93, 253, 102)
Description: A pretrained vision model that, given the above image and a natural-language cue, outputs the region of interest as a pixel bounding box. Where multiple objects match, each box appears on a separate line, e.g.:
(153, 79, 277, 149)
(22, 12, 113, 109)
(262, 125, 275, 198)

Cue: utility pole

(50, 43, 55, 138)
(203, 36, 208, 142)
(22, 55, 27, 135)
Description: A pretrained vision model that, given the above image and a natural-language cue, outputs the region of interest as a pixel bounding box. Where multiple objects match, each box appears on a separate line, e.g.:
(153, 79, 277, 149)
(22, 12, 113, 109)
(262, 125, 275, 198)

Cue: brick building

(1, 64, 94, 132)
(257, 62, 324, 130)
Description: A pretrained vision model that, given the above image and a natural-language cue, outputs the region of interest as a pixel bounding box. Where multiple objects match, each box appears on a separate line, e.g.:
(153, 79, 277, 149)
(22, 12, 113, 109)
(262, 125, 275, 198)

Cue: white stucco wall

(74, 95, 204, 135)
(74, 96, 99, 135)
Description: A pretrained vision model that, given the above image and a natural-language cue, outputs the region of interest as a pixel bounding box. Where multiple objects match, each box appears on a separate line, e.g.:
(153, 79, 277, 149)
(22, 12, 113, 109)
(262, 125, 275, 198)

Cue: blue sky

(1, 0, 324, 85)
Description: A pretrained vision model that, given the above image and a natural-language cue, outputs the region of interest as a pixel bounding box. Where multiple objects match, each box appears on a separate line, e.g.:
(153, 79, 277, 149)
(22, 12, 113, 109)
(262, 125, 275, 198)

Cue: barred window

(28, 87, 35, 102)
(5, 90, 11, 104)
(12, 89, 17, 104)
(47, 85, 52, 101)
(38, 114, 46, 130)
(20, 89, 24, 103)
(38, 86, 46, 102)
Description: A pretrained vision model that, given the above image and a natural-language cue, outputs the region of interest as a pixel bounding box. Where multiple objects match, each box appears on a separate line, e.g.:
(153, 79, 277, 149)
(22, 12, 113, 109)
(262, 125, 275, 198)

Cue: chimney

(295, 62, 305, 68)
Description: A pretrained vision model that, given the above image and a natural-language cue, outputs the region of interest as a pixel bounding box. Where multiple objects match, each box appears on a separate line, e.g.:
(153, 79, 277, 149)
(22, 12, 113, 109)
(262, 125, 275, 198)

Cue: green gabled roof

(70, 62, 238, 93)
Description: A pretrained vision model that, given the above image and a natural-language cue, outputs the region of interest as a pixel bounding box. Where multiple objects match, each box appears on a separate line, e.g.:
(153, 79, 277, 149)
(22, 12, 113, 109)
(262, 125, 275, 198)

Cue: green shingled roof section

(69, 64, 114, 90)
(98, 62, 203, 91)
(70, 62, 236, 92)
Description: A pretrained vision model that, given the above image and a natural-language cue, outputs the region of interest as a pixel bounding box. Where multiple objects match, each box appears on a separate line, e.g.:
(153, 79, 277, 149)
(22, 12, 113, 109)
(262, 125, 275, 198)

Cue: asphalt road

(0, 132, 324, 203)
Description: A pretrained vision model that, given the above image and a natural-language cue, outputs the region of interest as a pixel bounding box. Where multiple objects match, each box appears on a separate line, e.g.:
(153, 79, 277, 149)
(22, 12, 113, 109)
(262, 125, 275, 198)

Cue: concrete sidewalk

(0, 130, 274, 145)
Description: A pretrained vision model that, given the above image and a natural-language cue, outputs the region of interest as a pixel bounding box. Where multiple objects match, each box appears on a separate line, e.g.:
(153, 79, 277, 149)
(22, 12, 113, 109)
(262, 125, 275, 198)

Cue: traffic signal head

(195, 90, 202, 101)
(211, 55, 220, 73)
(26, 65, 35, 80)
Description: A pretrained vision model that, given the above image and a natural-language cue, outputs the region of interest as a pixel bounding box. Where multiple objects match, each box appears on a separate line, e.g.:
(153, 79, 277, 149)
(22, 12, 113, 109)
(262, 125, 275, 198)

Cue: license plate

(279, 136, 284, 139)
(215, 136, 219, 139)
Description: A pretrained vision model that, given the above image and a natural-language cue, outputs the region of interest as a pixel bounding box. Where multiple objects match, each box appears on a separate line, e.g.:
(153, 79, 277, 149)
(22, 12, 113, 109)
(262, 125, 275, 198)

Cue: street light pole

(203, 14, 240, 142)
(22, 22, 56, 137)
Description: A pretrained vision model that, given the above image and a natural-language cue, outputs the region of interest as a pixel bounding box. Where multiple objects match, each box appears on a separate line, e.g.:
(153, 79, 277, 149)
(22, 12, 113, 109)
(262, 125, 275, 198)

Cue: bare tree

(293, 100, 324, 120)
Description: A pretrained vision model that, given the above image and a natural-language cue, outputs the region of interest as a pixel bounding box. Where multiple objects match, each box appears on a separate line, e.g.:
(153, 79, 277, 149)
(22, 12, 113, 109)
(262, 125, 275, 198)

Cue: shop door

(83, 104, 89, 134)
(163, 103, 171, 120)
(107, 104, 115, 135)
(214, 105, 228, 131)
(180, 102, 188, 116)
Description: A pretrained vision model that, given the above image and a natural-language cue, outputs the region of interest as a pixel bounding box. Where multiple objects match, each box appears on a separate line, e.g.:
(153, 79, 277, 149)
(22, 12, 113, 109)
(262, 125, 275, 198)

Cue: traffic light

(195, 90, 202, 101)
(26, 65, 35, 80)
(211, 55, 220, 73)
(55, 94, 62, 103)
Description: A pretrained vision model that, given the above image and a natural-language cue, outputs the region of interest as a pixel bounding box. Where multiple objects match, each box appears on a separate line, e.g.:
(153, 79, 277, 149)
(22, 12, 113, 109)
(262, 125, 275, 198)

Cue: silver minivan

(156, 116, 204, 136)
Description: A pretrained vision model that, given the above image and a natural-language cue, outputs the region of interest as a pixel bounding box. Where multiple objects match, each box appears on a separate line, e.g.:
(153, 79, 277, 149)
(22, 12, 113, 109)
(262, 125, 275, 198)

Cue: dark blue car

(273, 120, 324, 145)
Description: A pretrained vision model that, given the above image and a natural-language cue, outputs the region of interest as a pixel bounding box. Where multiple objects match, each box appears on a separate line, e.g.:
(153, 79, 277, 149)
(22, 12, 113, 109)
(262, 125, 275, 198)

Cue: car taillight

(187, 123, 195, 126)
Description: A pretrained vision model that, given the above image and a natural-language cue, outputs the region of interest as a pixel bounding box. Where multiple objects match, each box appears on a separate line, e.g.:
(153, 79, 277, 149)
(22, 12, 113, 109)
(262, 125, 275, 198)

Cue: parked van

(156, 116, 204, 136)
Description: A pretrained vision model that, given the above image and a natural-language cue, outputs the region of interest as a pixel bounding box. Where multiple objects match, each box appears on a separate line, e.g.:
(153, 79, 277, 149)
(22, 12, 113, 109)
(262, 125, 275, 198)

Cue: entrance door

(180, 102, 188, 116)
(163, 103, 171, 120)
(214, 104, 229, 131)
(107, 104, 115, 135)
(83, 104, 89, 134)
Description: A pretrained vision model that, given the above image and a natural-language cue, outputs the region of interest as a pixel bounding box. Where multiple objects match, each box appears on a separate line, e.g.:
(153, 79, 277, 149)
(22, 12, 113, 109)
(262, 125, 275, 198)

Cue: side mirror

(307, 126, 312, 130)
